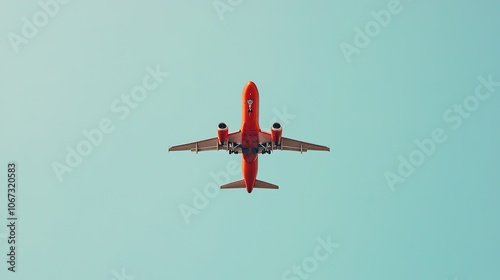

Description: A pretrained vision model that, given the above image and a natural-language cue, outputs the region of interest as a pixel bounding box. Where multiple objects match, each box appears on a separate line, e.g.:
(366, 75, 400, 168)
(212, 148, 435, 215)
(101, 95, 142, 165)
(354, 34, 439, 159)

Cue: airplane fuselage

(241, 81, 260, 193)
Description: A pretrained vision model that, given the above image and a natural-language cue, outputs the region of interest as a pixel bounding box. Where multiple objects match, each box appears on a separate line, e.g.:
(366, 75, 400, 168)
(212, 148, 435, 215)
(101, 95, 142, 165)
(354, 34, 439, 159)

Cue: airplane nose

(244, 81, 258, 93)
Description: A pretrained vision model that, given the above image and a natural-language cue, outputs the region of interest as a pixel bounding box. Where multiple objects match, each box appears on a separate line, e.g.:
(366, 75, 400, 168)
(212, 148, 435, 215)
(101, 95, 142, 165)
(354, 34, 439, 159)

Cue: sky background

(0, 0, 499, 279)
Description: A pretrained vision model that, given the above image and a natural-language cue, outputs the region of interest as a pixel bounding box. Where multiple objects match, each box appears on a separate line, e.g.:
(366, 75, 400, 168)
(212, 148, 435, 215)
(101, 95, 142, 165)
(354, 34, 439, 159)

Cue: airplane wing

(168, 131, 242, 153)
(258, 132, 330, 153)
(279, 137, 330, 152)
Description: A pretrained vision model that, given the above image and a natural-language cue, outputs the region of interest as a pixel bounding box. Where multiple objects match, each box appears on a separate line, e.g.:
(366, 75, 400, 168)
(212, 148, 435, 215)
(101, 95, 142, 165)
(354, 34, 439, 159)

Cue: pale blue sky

(0, 1, 499, 280)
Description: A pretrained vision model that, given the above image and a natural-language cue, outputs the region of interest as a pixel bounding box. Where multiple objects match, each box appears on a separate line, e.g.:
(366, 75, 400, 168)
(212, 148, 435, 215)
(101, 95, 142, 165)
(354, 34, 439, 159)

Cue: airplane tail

(254, 179, 279, 189)
(220, 179, 279, 189)
(220, 180, 246, 189)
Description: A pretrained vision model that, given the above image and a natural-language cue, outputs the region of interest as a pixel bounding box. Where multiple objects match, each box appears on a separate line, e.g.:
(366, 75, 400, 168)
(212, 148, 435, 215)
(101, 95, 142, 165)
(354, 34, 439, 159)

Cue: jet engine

(271, 122, 282, 144)
(217, 122, 228, 144)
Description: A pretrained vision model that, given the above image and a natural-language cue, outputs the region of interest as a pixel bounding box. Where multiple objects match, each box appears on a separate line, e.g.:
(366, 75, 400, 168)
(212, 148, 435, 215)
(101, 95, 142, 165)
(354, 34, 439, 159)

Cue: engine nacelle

(271, 122, 282, 144)
(217, 122, 228, 144)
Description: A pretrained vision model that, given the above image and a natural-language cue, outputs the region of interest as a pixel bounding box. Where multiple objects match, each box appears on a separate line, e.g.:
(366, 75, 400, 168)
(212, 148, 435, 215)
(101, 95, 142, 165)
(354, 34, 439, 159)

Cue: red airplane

(168, 81, 330, 193)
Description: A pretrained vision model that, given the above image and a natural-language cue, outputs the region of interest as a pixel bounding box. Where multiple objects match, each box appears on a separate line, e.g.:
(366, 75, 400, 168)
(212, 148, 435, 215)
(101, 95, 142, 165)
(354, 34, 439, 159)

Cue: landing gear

(259, 143, 272, 154)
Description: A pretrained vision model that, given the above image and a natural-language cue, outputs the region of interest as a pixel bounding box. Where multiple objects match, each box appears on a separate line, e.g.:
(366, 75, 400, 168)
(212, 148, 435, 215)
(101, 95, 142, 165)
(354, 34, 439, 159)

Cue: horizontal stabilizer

(221, 180, 246, 189)
(254, 179, 279, 189)
(220, 179, 279, 190)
